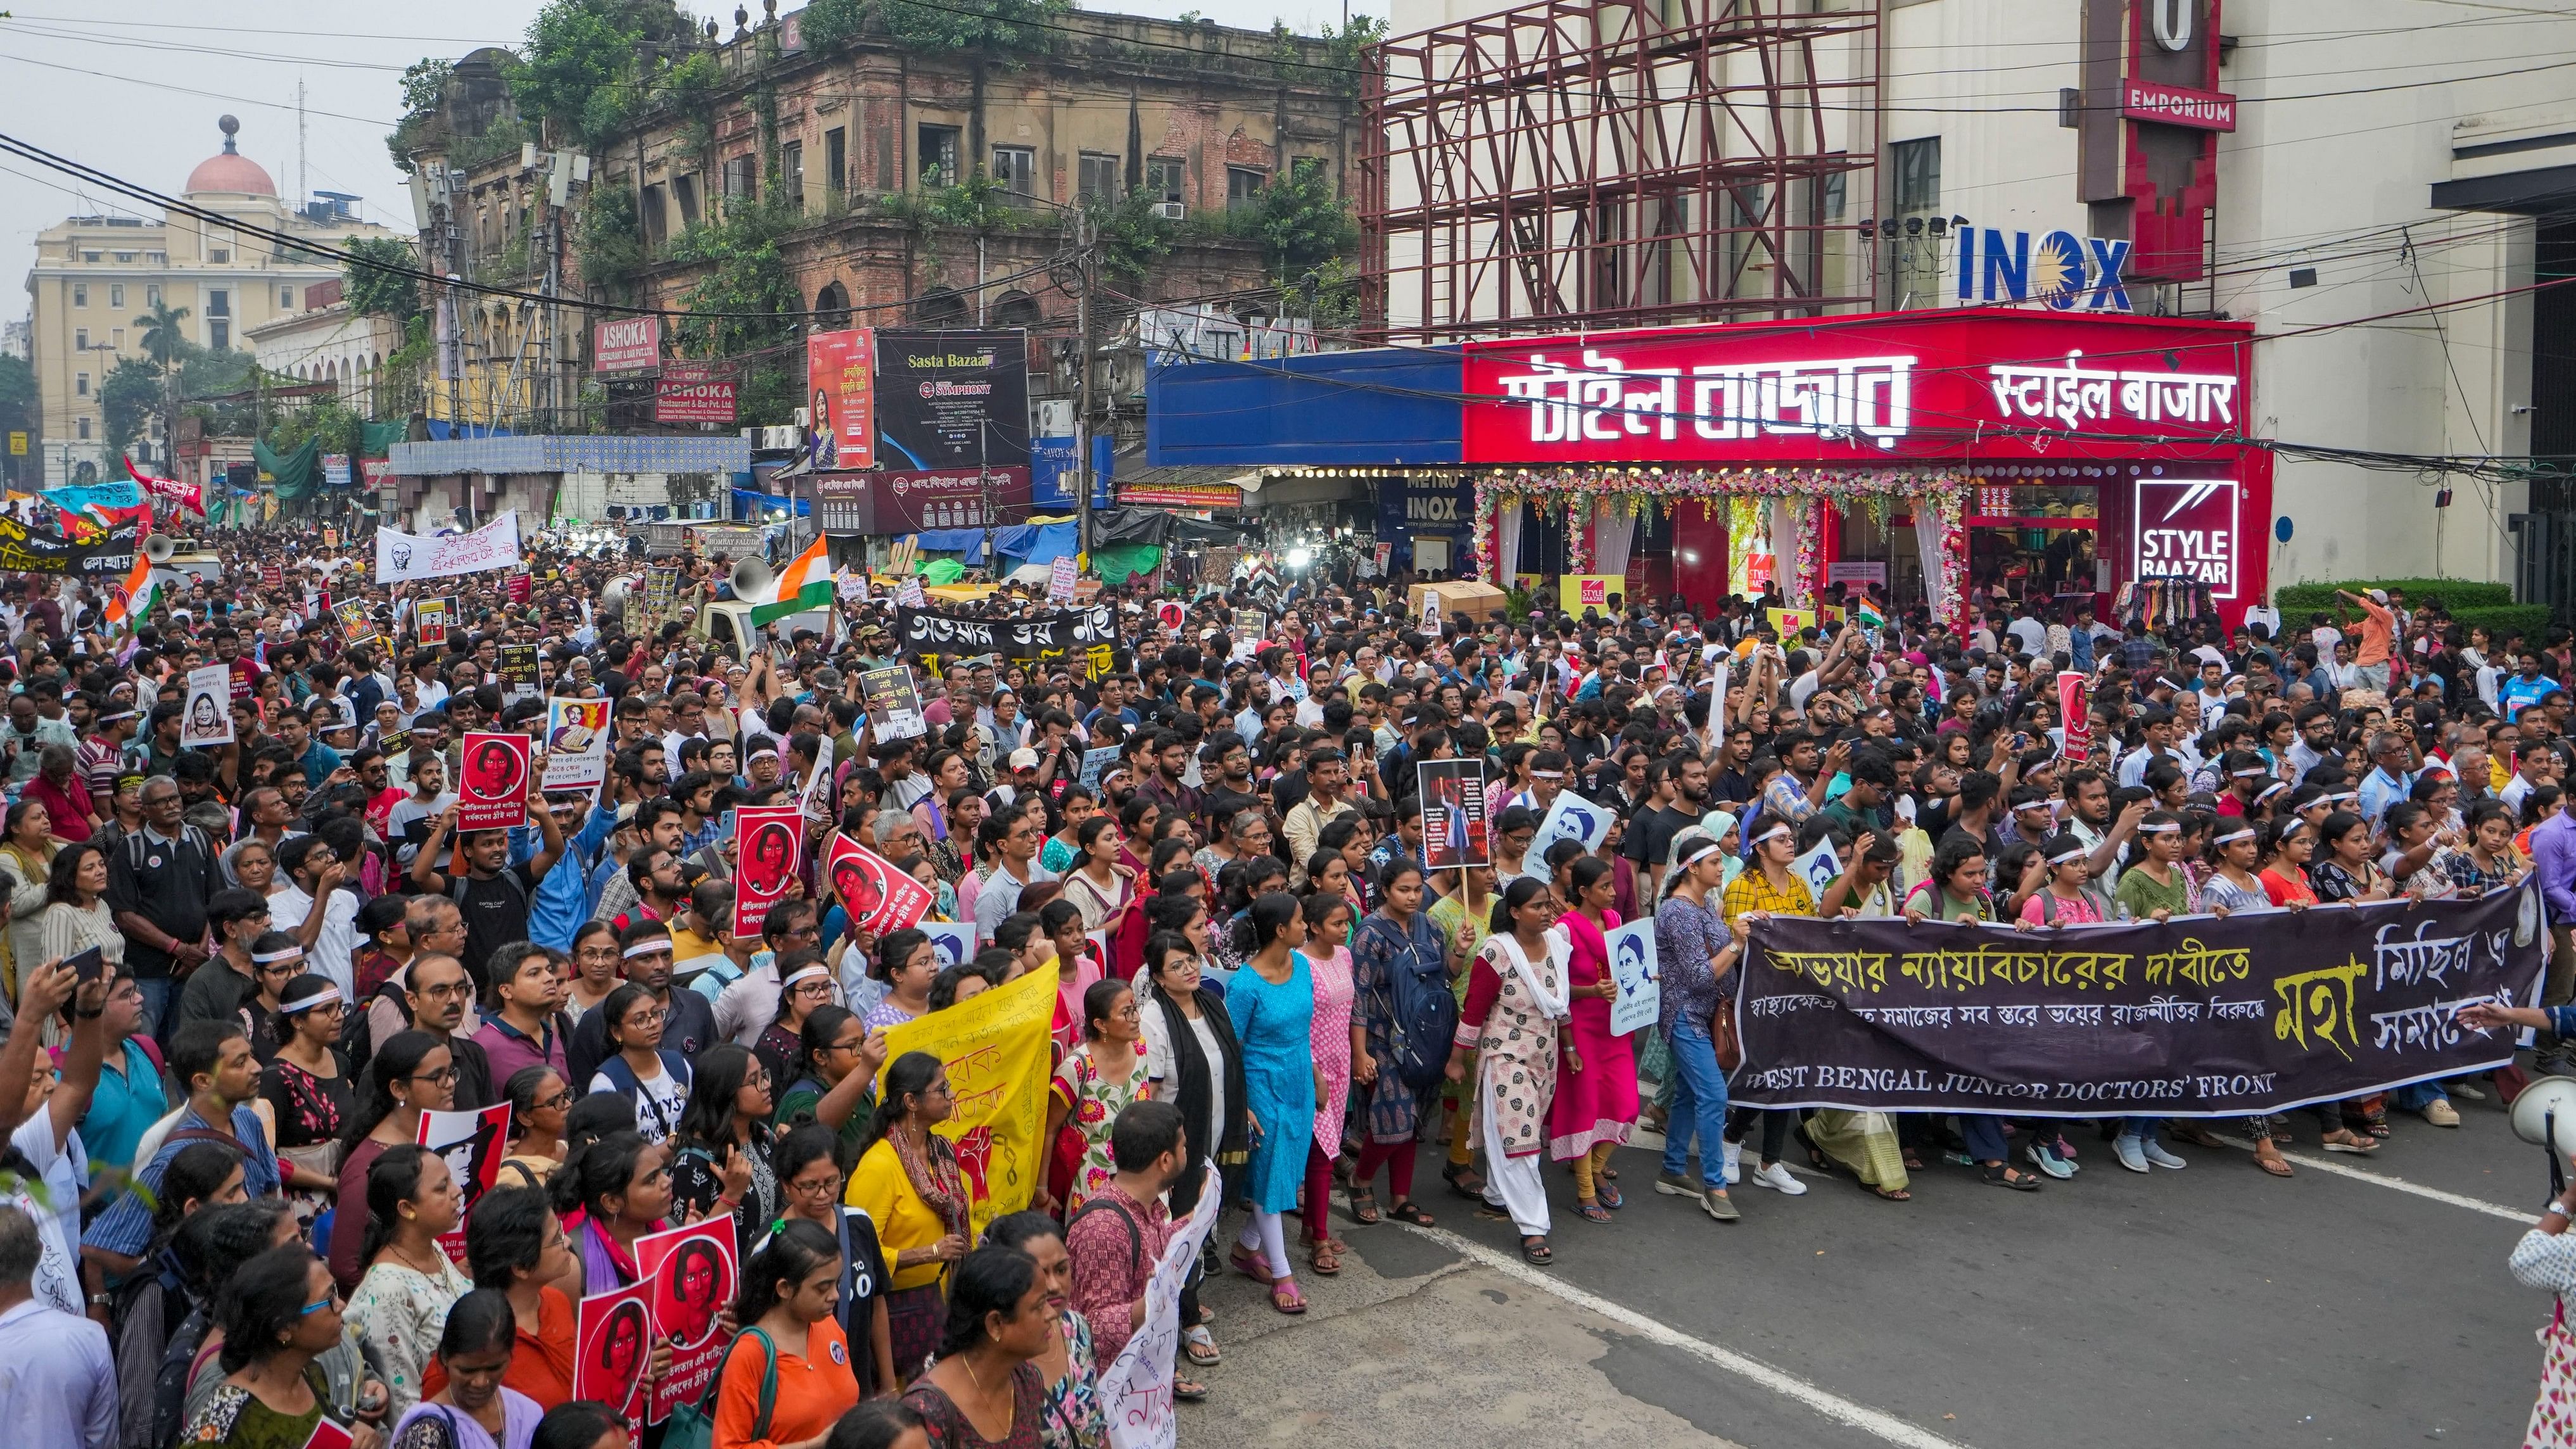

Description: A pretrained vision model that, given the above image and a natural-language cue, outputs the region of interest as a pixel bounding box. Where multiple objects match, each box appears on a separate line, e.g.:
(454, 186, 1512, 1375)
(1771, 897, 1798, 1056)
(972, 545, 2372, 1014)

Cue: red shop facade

(1457, 307, 2269, 631)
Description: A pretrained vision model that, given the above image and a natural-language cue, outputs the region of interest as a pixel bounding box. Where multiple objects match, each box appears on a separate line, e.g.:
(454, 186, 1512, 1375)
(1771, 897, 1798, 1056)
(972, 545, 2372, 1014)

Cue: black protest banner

(0, 516, 138, 576)
(894, 604, 1117, 680)
(1730, 888, 2542, 1117)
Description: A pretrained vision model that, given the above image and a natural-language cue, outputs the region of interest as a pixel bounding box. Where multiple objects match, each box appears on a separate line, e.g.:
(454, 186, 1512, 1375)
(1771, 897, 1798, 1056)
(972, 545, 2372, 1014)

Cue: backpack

(664, 1326, 777, 1449)
(594, 1050, 694, 1139)
(336, 977, 410, 1075)
(1374, 925, 1460, 1099)
(1068, 1196, 1144, 1275)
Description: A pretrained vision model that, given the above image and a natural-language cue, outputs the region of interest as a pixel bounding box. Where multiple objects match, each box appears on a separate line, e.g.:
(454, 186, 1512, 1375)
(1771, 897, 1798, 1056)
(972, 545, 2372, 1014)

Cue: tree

(1240, 164, 1358, 282)
(0, 354, 35, 486)
(512, 0, 697, 148)
(135, 300, 191, 371)
(343, 236, 423, 322)
(878, 0, 1070, 54)
(99, 358, 165, 467)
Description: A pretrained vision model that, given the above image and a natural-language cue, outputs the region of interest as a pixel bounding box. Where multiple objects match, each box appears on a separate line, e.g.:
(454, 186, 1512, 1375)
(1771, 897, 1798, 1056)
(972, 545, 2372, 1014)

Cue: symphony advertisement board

(1459, 311, 2250, 469)
(874, 329, 1031, 473)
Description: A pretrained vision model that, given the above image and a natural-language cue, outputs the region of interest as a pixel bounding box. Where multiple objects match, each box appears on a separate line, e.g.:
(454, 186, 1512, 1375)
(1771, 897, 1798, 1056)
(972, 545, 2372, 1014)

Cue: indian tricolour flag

(752, 535, 834, 625)
(103, 552, 156, 630)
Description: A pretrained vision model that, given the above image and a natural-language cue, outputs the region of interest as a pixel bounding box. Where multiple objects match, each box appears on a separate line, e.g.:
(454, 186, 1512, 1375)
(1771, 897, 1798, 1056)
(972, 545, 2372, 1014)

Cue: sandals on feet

(1269, 1281, 1308, 1315)
(1442, 1161, 1488, 1200)
(1596, 1181, 1623, 1210)
(1173, 1377, 1210, 1402)
(2253, 1149, 2295, 1177)
(1308, 1243, 1342, 1276)
(1388, 1199, 1435, 1227)
(1183, 1327, 1221, 1366)
(1870, 1185, 1913, 1201)
(1345, 1187, 1382, 1225)
(1982, 1163, 2042, 1191)
(1575, 1201, 1613, 1223)
(1228, 1246, 1274, 1282)
(2321, 1131, 2380, 1155)
(1521, 1235, 1554, 1265)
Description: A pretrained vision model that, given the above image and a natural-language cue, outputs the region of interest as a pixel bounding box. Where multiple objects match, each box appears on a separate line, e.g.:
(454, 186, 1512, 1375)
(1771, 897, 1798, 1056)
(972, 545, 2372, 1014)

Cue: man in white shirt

(0, 1209, 114, 1448)
(268, 837, 362, 999)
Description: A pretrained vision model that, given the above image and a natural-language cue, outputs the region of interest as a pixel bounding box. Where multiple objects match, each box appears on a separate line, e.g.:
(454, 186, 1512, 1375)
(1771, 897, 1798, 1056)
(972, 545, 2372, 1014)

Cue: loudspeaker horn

(2513, 1074, 2576, 1158)
(142, 535, 177, 564)
(730, 558, 777, 605)
(600, 576, 635, 614)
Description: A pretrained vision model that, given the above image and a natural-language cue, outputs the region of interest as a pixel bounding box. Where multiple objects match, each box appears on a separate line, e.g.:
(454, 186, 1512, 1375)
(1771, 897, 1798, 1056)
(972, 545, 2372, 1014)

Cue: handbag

(1711, 997, 1742, 1075)
(662, 1327, 777, 1449)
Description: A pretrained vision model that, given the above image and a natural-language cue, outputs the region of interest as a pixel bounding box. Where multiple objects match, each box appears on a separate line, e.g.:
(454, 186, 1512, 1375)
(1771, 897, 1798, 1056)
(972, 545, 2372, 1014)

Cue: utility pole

(1073, 206, 1096, 566)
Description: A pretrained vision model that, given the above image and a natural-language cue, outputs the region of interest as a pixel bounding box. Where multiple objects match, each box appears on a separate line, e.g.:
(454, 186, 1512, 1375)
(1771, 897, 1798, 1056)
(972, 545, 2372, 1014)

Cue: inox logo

(1407, 495, 1463, 522)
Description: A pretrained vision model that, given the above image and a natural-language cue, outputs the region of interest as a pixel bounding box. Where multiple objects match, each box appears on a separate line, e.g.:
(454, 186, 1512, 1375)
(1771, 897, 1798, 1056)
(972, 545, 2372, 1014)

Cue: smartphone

(718, 808, 737, 838)
(64, 944, 104, 985)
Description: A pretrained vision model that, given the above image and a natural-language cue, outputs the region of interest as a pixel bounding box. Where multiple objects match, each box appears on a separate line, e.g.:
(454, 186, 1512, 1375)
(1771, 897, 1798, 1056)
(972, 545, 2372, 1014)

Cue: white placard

(542, 698, 611, 792)
(375, 511, 523, 583)
(1527, 791, 1611, 873)
(1606, 918, 1660, 1037)
(1792, 836, 1843, 901)
(921, 921, 975, 970)
(181, 663, 233, 747)
(1098, 1159, 1224, 1449)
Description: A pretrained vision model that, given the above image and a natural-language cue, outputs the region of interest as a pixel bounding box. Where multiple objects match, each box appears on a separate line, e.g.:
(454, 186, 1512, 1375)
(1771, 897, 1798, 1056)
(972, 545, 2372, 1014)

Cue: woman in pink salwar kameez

(1547, 857, 1636, 1222)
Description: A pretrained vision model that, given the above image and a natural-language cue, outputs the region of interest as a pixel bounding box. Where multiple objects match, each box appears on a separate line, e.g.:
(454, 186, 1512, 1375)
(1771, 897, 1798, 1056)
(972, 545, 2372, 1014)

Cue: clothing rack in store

(2116, 576, 2217, 633)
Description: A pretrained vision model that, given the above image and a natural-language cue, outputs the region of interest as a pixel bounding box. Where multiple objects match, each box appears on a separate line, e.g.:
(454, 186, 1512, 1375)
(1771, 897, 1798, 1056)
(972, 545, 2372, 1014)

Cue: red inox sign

(2122, 77, 2237, 131)
(1459, 310, 2252, 467)
(593, 316, 663, 373)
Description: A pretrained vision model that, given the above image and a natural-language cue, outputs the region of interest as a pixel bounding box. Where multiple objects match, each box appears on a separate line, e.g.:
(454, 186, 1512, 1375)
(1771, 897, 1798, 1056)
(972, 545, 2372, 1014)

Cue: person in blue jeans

(1650, 831, 1750, 1221)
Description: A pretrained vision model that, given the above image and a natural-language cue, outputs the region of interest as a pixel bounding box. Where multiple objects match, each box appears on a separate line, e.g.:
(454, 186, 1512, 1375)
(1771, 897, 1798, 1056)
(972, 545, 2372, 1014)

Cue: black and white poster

(1417, 759, 1489, 871)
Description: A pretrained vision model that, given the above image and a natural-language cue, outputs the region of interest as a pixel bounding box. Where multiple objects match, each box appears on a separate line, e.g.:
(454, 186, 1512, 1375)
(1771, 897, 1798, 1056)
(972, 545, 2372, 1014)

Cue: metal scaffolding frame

(1362, 0, 1879, 343)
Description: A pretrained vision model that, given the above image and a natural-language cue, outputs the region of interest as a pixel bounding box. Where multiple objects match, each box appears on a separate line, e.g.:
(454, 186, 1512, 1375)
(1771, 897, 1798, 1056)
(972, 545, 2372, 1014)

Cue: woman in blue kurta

(1225, 890, 1319, 1315)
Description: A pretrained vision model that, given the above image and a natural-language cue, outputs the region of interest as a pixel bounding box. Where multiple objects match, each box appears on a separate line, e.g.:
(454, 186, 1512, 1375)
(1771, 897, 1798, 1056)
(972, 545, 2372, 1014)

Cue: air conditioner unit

(757, 426, 801, 450)
(1152, 201, 1185, 222)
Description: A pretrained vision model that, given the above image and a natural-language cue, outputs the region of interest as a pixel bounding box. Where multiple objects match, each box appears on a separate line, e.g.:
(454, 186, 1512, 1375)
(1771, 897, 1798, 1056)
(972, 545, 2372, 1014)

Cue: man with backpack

(408, 788, 566, 1001)
(1065, 1100, 1204, 1401)
(354, 952, 493, 1110)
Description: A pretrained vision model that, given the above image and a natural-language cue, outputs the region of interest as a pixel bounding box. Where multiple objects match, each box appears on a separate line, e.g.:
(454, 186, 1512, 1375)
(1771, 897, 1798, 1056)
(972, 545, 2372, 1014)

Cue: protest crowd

(4, 506, 2576, 1449)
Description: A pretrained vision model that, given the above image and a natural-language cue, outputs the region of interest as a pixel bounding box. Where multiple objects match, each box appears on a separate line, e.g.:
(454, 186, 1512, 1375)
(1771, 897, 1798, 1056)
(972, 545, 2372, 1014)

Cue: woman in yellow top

(844, 1049, 970, 1388)
(0, 799, 57, 1003)
(1716, 819, 1815, 1200)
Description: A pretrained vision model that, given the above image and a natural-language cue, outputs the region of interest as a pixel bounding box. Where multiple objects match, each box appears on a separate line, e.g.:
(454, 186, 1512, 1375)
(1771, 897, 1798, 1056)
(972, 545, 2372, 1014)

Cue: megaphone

(143, 535, 176, 565)
(2512, 1074, 2576, 1158)
(599, 576, 635, 614)
(730, 558, 777, 605)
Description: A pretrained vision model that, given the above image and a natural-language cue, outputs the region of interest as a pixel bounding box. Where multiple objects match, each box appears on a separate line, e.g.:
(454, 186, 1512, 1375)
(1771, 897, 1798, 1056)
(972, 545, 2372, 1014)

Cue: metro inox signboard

(1460, 311, 2251, 467)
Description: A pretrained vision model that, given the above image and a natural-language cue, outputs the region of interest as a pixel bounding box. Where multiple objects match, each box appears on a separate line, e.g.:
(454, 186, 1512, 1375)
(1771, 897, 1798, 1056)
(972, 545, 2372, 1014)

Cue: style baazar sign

(1458, 311, 2252, 467)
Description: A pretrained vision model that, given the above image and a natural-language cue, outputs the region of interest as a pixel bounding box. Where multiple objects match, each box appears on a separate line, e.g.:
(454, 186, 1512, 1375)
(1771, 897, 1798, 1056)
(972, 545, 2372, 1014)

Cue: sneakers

(2143, 1141, 2188, 1170)
(2112, 1136, 2150, 1174)
(1750, 1160, 1807, 1196)
(1720, 1141, 1743, 1186)
(2423, 1098, 2462, 1127)
(2027, 1142, 2076, 1179)
(1699, 1188, 1741, 1221)
(2452, 1081, 2489, 1101)
(1654, 1170, 1702, 1198)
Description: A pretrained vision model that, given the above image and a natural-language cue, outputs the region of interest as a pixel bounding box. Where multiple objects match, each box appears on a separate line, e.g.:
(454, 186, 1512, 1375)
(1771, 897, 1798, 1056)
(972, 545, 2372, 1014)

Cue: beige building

(22, 115, 404, 484)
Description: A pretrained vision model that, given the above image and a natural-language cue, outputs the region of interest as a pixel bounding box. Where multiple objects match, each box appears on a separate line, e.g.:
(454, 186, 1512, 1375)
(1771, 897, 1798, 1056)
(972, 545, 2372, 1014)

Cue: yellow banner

(1766, 606, 1816, 636)
(875, 963, 1054, 1239)
(1559, 574, 1625, 612)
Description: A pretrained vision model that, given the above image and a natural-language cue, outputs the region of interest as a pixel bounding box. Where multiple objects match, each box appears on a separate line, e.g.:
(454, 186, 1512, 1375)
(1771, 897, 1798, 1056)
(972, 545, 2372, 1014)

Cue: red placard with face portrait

(457, 730, 531, 831)
(573, 1282, 654, 1424)
(825, 832, 936, 937)
(732, 804, 805, 937)
(638, 1221, 739, 1422)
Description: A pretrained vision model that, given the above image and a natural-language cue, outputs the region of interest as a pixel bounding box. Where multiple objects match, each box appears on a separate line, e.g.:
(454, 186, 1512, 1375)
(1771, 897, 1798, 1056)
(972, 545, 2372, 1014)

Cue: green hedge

(2272, 578, 2516, 618)
(2452, 604, 2556, 645)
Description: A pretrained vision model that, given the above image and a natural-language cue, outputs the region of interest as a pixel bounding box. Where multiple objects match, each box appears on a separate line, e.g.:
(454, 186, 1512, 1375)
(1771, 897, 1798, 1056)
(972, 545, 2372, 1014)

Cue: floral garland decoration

(1936, 491, 1970, 633)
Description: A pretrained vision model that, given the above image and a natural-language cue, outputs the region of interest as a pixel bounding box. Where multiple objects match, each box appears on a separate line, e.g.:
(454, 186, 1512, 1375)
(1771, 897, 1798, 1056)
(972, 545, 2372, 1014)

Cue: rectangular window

(80, 251, 99, 263)
(721, 154, 758, 202)
(206, 289, 229, 318)
(825, 129, 847, 196)
(1145, 156, 1185, 204)
(75, 372, 89, 397)
(72, 284, 86, 307)
(108, 284, 123, 308)
(1078, 154, 1121, 203)
(113, 253, 132, 263)
(208, 248, 229, 263)
(281, 285, 296, 308)
(210, 320, 229, 350)
(1891, 136, 1941, 214)
(673, 175, 700, 228)
(993, 146, 1036, 198)
(917, 125, 960, 189)
(782, 141, 804, 212)
(75, 417, 90, 441)
(111, 329, 123, 350)
(73, 329, 87, 351)
(146, 284, 160, 308)
(1227, 165, 1267, 212)
(642, 183, 669, 246)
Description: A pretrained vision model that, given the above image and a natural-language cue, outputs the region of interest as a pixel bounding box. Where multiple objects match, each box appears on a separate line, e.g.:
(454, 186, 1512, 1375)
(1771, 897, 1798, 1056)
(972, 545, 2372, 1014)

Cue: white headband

(1530, 769, 1565, 780)
(2140, 821, 2182, 835)
(623, 938, 673, 959)
(251, 946, 305, 965)
(2256, 780, 2288, 801)
(780, 962, 832, 989)
(279, 986, 343, 1014)
(2214, 826, 2256, 846)
(1751, 821, 1793, 846)
(1671, 836, 1725, 872)
(2231, 768, 2268, 779)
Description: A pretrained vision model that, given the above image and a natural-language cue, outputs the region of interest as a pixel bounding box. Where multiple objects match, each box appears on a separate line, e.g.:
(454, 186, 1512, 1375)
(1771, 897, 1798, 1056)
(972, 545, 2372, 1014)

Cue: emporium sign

(1459, 313, 2252, 467)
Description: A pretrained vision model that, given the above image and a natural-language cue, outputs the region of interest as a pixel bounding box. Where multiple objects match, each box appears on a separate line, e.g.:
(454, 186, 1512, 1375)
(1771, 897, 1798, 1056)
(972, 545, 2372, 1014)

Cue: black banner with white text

(1730, 889, 2544, 1117)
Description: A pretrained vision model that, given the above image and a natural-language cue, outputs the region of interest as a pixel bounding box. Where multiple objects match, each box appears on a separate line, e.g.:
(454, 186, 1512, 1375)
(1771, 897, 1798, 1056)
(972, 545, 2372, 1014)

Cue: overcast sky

(0, 0, 1387, 317)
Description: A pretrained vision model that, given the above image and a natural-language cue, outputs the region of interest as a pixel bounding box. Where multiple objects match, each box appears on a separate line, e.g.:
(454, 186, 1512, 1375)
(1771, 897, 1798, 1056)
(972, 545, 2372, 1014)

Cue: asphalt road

(1192, 1092, 2554, 1449)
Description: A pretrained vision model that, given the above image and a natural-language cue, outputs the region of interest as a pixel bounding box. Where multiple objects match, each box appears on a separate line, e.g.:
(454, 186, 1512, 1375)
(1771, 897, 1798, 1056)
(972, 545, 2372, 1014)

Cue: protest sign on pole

(1417, 759, 1489, 871)
(542, 699, 611, 793)
(876, 965, 1055, 1240)
(375, 511, 523, 583)
(637, 1221, 740, 1422)
(498, 643, 540, 702)
(1605, 919, 1661, 1037)
(922, 920, 976, 970)
(732, 804, 804, 937)
(823, 834, 936, 935)
(573, 1284, 654, 1424)
(334, 598, 376, 648)
(416, 1103, 511, 1265)
(181, 664, 234, 747)
(414, 597, 451, 646)
(1526, 792, 1611, 880)
(1048, 554, 1077, 603)
(2059, 672, 2093, 763)
(1098, 1158, 1226, 1449)
(457, 731, 532, 831)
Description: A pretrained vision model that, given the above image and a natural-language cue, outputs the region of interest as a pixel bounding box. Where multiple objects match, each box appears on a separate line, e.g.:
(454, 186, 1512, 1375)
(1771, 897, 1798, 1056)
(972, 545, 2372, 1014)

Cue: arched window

(913, 288, 967, 325)
(814, 281, 851, 331)
(990, 291, 1041, 326)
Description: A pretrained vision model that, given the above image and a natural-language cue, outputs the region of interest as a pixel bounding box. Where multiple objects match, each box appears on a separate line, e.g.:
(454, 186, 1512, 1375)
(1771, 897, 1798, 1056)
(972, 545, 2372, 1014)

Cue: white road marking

(2212, 1136, 2539, 1224)
(1394, 1218, 1979, 1449)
